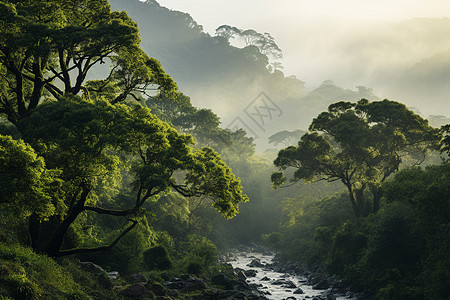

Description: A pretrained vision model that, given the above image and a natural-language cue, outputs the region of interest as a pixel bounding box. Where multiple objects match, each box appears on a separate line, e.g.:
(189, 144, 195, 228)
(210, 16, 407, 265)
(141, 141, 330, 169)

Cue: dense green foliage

(0, 3, 249, 296)
(0, 135, 62, 219)
(272, 99, 440, 218)
(0, 0, 248, 259)
(1, 1, 449, 299)
(0, 242, 119, 299)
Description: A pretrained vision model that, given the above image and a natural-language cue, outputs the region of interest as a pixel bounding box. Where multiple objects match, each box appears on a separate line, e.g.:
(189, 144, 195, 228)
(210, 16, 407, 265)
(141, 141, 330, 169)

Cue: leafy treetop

(272, 99, 440, 218)
(17, 97, 247, 256)
(0, 0, 176, 125)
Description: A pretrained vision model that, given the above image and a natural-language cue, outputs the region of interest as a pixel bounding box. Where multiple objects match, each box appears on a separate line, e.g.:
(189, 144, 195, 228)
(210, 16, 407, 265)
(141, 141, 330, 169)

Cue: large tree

(16, 97, 247, 257)
(0, 0, 175, 125)
(0, 0, 248, 257)
(272, 99, 440, 218)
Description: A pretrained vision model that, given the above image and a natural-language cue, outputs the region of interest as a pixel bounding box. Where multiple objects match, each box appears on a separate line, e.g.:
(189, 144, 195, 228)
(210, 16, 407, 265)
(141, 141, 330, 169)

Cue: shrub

(143, 245, 172, 270)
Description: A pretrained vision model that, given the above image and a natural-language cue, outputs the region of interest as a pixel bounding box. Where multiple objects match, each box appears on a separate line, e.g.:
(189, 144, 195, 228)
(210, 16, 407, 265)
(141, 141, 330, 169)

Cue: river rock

(212, 274, 236, 290)
(325, 293, 337, 300)
(120, 283, 153, 298)
(184, 276, 207, 291)
(283, 280, 297, 288)
(235, 269, 247, 281)
(261, 276, 271, 281)
(247, 258, 265, 268)
(79, 262, 105, 274)
(244, 269, 258, 277)
(272, 279, 286, 285)
(107, 271, 119, 280)
(130, 273, 147, 283)
(293, 287, 304, 294)
(313, 279, 330, 290)
(164, 275, 206, 291)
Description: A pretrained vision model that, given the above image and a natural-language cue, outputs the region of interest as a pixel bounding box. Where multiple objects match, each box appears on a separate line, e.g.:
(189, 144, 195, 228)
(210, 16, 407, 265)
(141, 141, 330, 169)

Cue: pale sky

(156, 0, 450, 33)
(155, 0, 450, 88)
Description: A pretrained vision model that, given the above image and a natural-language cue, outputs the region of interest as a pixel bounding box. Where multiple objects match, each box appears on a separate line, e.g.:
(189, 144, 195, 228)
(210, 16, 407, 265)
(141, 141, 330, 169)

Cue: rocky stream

(221, 245, 365, 300)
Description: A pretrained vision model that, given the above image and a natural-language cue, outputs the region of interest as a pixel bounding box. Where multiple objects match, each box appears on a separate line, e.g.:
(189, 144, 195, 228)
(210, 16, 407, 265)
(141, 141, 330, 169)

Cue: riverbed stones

(247, 258, 265, 268)
(272, 279, 285, 285)
(107, 271, 119, 280)
(244, 269, 258, 277)
(211, 274, 236, 290)
(283, 280, 297, 288)
(325, 293, 337, 300)
(225, 247, 367, 300)
(130, 273, 147, 283)
(235, 269, 247, 281)
(164, 275, 206, 291)
(313, 279, 330, 290)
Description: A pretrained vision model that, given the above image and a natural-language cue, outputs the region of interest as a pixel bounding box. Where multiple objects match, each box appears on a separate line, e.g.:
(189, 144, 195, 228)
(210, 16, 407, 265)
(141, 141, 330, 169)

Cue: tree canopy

(0, 134, 62, 219)
(0, 0, 176, 125)
(215, 24, 283, 71)
(16, 97, 247, 257)
(272, 99, 440, 218)
(268, 129, 306, 147)
(0, 0, 248, 258)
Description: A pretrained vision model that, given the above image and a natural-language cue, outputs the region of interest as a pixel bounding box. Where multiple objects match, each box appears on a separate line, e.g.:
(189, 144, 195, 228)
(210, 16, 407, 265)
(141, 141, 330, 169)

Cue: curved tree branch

(54, 219, 138, 257)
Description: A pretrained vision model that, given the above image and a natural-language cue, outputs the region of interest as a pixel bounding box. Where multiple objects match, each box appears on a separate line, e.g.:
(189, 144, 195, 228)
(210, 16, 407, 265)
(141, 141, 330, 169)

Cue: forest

(0, 0, 449, 299)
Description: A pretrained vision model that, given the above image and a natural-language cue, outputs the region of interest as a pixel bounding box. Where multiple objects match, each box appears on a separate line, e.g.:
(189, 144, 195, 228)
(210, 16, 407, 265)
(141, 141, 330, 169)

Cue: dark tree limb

(54, 219, 138, 257)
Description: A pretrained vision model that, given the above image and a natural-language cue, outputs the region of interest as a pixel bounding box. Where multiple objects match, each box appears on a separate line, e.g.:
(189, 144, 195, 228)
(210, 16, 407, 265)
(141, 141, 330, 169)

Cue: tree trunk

(43, 187, 90, 257)
(346, 184, 361, 219)
(28, 213, 41, 252)
(354, 188, 366, 217)
(372, 187, 382, 213)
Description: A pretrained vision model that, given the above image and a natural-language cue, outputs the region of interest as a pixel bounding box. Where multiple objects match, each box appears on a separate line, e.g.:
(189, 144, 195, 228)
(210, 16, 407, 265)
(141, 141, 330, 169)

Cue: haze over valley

(0, 1, 449, 299)
(112, 0, 450, 150)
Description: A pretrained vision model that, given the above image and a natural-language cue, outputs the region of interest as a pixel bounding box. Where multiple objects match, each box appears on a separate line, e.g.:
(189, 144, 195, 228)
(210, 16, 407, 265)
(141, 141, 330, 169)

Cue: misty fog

(1, 1, 449, 299)
(114, 0, 450, 151)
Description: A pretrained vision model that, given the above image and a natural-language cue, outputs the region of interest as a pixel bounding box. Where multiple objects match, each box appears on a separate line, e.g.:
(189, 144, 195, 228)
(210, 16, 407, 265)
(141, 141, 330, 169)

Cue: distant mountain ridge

(109, 0, 449, 150)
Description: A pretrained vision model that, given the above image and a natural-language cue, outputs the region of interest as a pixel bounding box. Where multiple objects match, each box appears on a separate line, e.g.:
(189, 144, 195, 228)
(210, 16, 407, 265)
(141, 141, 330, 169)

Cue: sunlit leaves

(273, 99, 440, 218)
(185, 147, 249, 218)
(0, 0, 176, 124)
(0, 134, 63, 218)
(17, 96, 247, 221)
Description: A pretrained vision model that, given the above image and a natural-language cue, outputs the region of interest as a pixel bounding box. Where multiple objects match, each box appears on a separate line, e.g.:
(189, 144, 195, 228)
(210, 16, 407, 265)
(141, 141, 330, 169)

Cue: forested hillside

(109, 1, 450, 150)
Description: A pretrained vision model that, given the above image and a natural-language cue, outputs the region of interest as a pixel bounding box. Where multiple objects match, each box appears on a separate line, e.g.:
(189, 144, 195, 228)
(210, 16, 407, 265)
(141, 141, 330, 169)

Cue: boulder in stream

(325, 293, 337, 300)
(283, 280, 297, 288)
(244, 269, 258, 277)
(247, 258, 265, 268)
(271, 279, 286, 285)
(163, 275, 206, 291)
(313, 279, 330, 290)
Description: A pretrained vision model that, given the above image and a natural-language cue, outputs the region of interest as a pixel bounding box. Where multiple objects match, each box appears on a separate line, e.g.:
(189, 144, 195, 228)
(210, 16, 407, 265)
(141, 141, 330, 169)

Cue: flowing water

(226, 251, 351, 300)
